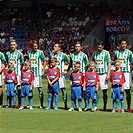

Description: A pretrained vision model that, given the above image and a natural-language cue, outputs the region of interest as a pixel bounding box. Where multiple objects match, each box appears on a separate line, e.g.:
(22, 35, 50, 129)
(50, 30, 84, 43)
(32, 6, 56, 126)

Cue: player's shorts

(71, 85, 82, 99)
(85, 85, 97, 99)
(112, 85, 124, 100)
(34, 77, 42, 88)
(124, 73, 131, 90)
(99, 74, 108, 90)
(17, 76, 21, 86)
(48, 81, 59, 95)
(0, 73, 3, 86)
(21, 84, 33, 97)
(59, 77, 66, 89)
(6, 82, 16, 96)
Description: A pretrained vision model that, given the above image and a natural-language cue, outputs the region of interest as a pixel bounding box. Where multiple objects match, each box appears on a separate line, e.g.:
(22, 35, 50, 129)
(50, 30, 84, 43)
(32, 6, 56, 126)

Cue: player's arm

(30, 72, 34, 91)
(106, 51, 111, 80)
(0, 53, 6, 73)
(61, 53, 70, 75)
(84, 54, 89, 72)
(20, 52, 24, 70)
(40, 51, 46, 76)
(96, 73, 99, 92)
(129, 52, 133, 70)
(14, 73, 18, 91)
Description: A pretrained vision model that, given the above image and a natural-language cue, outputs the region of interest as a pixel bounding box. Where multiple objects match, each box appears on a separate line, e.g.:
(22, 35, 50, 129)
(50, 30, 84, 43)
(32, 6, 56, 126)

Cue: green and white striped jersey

(114, 49, 133, 72)
(6, 50, 24, 75)
(49, 52, 70, 76)
(28, 49, 46, 77)
(0, 52, 6, 70)
(91, 49, 111, 74)
(70, 52, 89, 74)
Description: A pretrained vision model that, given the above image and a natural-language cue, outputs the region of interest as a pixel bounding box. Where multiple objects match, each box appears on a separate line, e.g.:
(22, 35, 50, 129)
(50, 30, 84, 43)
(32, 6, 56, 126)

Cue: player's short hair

(89, 61, 95, 66)
(74, 61, 81, 65)
(114, 60, 120, 65)
(24, 60, 31, 66)
(120, 39, 127, 44)
(50, 57, 58, 63)
(8, 62, 14, 68)
(96, 40, 104, 46)
(30, 40, 38, 45)
(75, 41, 82, 47)
(10, 39, 17, 44)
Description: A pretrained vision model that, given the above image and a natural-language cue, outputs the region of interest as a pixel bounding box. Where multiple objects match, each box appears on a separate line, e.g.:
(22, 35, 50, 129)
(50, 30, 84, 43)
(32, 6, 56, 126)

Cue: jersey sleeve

(84, 54, 89, 66)
(40, 50, 46, 62)
(105, 51, 111, 63)
(96, 72, 99, 82)
(0, 52, 6, 64)
(57, 68, 60, 79)
(63, 53, 70, 63)
(90, 52, 95, 61)
(129, 51, 133, 64)
(122, 72, 126, 83)
(19, 52, 24, 65)
(31, 71, 34, 81)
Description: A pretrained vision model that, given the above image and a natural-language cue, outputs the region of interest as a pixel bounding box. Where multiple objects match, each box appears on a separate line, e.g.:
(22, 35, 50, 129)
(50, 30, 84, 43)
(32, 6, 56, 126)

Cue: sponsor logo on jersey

(9, 58, 16, 63)
(30, 58, 37, 62)
(96, 58, 103, 62)
(118, 57, 125, 62)
(74, 59, 80, 64)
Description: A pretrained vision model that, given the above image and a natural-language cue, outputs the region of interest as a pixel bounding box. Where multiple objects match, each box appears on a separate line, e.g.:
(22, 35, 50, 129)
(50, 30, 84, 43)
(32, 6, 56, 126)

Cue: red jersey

(4, 70, 17, 84)
(111, 71, 125, 85)
(21, 70, 34, 84)
(47, 67, 60, 81)
(85, 71, 99, 86)
(70, 71, 84, 86)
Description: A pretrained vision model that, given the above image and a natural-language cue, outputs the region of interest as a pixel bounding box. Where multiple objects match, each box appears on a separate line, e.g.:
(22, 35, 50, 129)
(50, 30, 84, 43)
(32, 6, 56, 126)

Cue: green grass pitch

(0, 80, 133, 133)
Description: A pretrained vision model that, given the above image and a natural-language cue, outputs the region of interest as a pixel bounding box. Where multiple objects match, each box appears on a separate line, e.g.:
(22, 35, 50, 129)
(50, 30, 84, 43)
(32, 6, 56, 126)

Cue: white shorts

(59, 77, 66, 89)
(17, 76, 20, 86)
(99, 74, 108, 90)
(124, 73, 131, 90)
(34, 77, 42, 88)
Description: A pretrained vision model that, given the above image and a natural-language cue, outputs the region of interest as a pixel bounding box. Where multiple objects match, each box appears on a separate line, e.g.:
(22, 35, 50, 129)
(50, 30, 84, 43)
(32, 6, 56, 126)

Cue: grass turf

(0, 80, 133, 133)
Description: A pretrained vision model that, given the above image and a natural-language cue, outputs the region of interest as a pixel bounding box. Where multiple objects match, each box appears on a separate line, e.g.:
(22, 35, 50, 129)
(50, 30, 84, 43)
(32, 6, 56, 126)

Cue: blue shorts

(112, 85, 124, 100)
(85, 85, 97, 99)
(6, 82, 16, 96)
(48, 81, 59, 95)
(71, 85, 82, 99)
(21, 84, 33, 97)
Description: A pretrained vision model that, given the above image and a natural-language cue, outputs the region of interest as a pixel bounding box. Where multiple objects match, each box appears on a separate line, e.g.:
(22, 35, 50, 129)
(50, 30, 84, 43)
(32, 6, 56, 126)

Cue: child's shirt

(111, 70, 125, 86)
(4, 70, 17, 84)
(21, 70, 34, 85)
(70, 71, 84, 86)
(47, 67, 60, 81)
(85, 71, 99, 86)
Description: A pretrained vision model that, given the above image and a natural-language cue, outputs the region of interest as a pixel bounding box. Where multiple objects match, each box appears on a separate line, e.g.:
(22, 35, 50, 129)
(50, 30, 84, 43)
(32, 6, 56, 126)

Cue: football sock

(103, 92, 108, 108)
(13, 96, 16, 106)
(0, 92, 3, 105)
(17, 88, 21, 104)
(39, 91, 44, 107)
(125, 90, 131, 108)
(7, 96, 10, 106)
(121, 99, 124, 111)
(78, 99, 82, 108)
(92, 99, 96, 109)
(28, 96, 33, 107)
(113, 99, 116, 110)
(47, 95, 52, 108)
(72, 99, 75, 108)
(116, 98, 120, 108)
(95, 93, 99, 107)
(51, 95, 54, 107)
(54, 95, 58, 108)
(21, 96, 25, 107)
